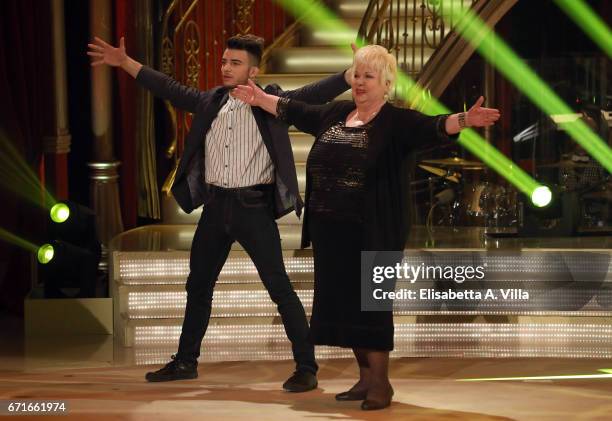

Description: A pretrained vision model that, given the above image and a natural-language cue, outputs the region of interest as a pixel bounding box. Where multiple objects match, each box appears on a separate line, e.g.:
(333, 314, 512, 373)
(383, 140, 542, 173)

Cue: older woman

(235, 45, 500, 410)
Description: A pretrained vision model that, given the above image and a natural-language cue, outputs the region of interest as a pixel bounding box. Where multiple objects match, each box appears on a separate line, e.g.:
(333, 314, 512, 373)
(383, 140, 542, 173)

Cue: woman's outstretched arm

(233, 80, 335, 136)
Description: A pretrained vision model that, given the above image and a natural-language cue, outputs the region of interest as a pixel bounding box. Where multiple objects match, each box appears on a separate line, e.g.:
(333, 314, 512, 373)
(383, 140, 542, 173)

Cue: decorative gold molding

(175, 0, 199, 33)
(184, 20, 201, 88)
(236, 0, 255, 35)
(161, 160, 178, 195)
(160, 0, 177, 77)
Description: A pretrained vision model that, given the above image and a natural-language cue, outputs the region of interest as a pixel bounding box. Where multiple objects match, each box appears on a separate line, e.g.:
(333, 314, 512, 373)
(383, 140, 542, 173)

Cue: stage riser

(119, 287, 612, 320)
(124, 322, 612, 364)
(121, 288, 314, 319)
(114, 253, 314, 284)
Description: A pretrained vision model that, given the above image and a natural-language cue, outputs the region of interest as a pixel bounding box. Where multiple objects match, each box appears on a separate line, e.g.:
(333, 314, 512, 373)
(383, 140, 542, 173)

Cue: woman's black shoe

(145, 355, 198, 382)
(335, 389, 368, 401)
(360, 386, 393, 410)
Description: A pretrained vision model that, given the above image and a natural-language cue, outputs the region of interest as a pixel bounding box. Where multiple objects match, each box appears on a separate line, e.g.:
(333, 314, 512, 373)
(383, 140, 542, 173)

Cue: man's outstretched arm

(87, 36, 205, 112)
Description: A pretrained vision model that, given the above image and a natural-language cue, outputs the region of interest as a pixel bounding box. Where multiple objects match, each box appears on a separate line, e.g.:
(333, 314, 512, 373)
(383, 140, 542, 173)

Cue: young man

(87, 34, 350, 391)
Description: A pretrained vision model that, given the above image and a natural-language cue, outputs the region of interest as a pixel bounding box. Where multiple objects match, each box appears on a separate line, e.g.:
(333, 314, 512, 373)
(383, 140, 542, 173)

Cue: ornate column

(43, 0, 71, 202)
(89, 0, 123, 261)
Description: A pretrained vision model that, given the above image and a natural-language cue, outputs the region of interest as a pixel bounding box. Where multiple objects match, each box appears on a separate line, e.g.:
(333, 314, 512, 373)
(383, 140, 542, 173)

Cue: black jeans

(176, 185, 317, 374)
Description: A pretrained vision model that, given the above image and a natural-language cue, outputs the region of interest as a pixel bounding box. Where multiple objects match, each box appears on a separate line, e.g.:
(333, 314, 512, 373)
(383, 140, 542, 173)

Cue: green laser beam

(0, 226, 39, 254)
(0, 165, 55, 210)
(554, 0, 612, 58)
(460, 368, 612, 382)
(451, 6, 612, 174)
(394, 71, 539, 195)
(0, 131, 56, 209)
(274, 0, 541, 196)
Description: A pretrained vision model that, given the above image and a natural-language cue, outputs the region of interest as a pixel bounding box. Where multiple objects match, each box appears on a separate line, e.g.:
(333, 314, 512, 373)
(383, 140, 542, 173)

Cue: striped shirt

(204, 94, 274, 187)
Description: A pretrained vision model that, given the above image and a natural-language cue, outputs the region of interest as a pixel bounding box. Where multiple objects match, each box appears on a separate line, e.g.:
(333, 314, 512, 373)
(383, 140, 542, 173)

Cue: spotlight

(37, 243, 55, 264)
(50, 203, 70, 223)
(38, 240, 98, 298)
(519, 185, 579, 236)
(48, 200, 99, 251)
(39, 201, 101, 298)
(531, 185, 553, 208)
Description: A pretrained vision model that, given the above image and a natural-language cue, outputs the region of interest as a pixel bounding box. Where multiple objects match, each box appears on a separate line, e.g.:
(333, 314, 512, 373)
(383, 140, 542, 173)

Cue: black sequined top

(306, 122, 369, 222)
(276, 98, 457, 249)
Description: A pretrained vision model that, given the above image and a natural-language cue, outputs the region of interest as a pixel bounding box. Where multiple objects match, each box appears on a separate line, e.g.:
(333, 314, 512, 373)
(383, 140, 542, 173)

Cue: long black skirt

(308, 215, 394, 351)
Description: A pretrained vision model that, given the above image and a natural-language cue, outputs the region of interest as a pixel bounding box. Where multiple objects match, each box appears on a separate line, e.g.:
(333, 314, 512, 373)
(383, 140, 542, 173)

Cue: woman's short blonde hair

(348, 45, 397, 94)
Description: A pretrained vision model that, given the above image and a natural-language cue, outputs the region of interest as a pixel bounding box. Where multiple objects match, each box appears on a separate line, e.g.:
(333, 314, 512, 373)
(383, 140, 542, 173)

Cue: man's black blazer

(135, 66, 349, 218)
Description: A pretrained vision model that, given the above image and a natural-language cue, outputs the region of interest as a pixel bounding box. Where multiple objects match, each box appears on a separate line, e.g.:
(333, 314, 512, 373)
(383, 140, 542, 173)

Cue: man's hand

(87, 36, 127, 67)
(87, 36, 142, 78)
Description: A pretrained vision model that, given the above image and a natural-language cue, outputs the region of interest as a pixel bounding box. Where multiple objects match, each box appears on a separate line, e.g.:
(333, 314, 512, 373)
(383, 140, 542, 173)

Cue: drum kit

(417, 157, 517, 228)
(416, 155, 611, 230)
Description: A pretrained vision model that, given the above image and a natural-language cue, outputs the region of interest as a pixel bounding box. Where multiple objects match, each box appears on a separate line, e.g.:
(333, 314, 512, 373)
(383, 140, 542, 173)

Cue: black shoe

(145, 355, 198, 382)
(282, 370, 318, 392)
(361, 386, 394, 410)
(335, 389, 368, 401)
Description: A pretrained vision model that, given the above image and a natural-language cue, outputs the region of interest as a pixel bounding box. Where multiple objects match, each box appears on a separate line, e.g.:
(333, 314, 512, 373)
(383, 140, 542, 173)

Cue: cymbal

(418, 164, 460, 183)
(538, 160, 600, 168)
(421, 157, 484, 168)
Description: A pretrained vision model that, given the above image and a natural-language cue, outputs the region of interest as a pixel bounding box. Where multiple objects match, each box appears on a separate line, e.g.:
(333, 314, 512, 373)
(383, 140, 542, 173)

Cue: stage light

(39, 240, 99, 298)
(553, 0, 612, 58)
(531, 186, 553, 208)
(37, 243, 55, 264)
(48, 200, 98, 248)
(40, 201, 101, 298)
(520, 185, 578, 236)
(50, 203, 70, 223)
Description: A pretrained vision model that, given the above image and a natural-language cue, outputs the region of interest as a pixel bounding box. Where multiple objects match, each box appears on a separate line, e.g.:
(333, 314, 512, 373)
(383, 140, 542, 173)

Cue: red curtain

(0, 0, 53, 314)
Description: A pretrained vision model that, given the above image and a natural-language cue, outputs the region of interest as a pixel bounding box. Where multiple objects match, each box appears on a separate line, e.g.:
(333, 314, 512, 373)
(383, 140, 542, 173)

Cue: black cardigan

(281, 100, 458, 250)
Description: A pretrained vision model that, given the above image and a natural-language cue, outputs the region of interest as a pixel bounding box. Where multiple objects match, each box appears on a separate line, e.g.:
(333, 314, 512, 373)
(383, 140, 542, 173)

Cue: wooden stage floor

(1, 325, 612, 420)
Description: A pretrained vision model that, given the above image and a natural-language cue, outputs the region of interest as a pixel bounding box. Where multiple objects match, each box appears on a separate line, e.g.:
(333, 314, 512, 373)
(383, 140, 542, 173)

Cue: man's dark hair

(226, 34, 264, 66)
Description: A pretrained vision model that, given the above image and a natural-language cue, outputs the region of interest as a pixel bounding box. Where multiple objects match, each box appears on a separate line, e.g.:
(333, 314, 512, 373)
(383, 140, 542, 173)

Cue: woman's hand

(87, 36, 128, 67)
(233, 79, 268, 107)
(445, 96, 501, 134)
(233, 79, 281, 116)
(466, 96, 500, 127)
